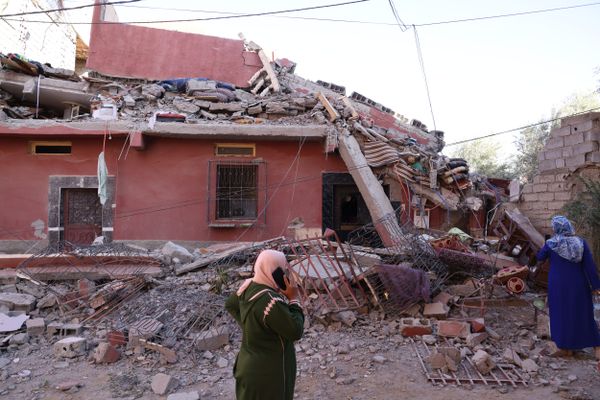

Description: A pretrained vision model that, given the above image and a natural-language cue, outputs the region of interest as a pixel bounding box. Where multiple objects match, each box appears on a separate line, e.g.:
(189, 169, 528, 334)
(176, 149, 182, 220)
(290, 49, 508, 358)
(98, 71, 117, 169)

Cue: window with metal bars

(215, 163, 258, 219)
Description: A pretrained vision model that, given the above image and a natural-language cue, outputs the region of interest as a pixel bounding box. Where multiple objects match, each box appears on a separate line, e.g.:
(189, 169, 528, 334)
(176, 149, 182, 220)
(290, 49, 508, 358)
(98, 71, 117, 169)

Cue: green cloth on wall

(226, 282, 304, 400)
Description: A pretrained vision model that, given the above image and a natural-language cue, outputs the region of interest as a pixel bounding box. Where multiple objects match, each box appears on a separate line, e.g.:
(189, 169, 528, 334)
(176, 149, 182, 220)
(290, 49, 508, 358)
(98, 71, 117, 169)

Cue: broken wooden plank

(139, 338, 177, 363)
(338, 129, 400, 247)
(504, 208, 545, 249)
(256, 50, 280, 93)
(352, 122, 376, 140)
(317, 92, 340, 122)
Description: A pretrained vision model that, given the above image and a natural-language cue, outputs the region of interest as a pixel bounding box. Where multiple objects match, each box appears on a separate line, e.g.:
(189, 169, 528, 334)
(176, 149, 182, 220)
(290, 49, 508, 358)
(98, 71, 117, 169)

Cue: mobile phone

(272, 267, 287, 291)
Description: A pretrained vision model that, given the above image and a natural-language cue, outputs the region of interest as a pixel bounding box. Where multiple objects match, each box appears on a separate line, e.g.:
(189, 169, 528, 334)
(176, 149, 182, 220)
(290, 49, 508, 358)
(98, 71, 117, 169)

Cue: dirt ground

(1, 309, 599, 400)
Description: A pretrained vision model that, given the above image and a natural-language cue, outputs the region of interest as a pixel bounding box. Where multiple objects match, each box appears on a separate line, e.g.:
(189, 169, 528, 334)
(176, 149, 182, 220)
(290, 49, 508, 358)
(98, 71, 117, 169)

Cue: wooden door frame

(47, 176, 115, 246)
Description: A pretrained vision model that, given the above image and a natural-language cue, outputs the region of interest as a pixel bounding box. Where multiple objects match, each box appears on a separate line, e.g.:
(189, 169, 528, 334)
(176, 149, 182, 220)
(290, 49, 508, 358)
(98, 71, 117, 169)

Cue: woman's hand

(282, 275, 299, 301)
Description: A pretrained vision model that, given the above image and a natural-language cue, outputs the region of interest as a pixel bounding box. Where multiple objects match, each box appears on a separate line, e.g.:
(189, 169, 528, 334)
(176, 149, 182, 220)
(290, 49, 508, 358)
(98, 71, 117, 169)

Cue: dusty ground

(1, 310, 599, 400)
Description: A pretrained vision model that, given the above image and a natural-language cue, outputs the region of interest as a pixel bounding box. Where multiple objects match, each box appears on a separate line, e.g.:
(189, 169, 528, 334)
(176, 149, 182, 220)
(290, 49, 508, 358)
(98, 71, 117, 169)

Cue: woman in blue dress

(537, 216, 600, 363)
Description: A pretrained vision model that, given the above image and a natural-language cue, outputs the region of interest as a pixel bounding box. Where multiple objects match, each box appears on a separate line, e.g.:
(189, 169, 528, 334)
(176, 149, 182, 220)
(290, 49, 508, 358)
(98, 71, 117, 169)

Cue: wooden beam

(317, 92, 340, 122)
(256, 50, 280, 93)
(338, 129, 400, 247)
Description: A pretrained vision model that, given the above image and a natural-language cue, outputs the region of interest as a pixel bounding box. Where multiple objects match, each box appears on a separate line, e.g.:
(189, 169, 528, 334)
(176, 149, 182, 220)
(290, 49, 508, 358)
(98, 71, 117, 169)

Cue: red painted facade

(0, 132, 347, 242)
(87, 3, 262, 86)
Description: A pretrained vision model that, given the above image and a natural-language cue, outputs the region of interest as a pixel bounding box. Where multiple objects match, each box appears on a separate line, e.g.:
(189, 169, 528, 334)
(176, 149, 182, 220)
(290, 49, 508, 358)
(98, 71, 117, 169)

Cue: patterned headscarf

(546, 215, 584, 263)
(236, 250, 288, 295)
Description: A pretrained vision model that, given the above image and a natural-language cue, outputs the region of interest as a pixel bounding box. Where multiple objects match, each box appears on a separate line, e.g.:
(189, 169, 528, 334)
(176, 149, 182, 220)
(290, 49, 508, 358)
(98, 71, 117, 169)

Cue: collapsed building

(2, 3, 600, 398)
(0, 2, 509, 253)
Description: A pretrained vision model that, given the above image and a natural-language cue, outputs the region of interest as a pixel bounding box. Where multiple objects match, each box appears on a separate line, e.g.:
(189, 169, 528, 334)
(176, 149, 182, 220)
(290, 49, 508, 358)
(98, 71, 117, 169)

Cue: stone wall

(519, 112, 600, 234)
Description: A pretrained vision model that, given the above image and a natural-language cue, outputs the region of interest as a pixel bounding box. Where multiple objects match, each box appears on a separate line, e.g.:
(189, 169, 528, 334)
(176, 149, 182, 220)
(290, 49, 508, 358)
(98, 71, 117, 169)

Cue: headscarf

(237, 249, 288, 296)
(546, 215, 584, 263)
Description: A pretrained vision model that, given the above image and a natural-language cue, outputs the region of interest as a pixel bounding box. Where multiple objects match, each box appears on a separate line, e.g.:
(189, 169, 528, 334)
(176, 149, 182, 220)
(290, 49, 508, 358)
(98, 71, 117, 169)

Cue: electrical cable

(3, 0, 371, 25)
(10, 1, 599, 27)
(413, 26, 437, 132)
(0, 0, 142, 17)
(387, 0, 408, 32)
(445, 105, 600, 146)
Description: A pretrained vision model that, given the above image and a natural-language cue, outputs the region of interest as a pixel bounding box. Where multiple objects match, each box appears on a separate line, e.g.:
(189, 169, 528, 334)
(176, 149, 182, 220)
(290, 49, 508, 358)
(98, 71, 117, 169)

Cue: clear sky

(64, 0, 600, 148)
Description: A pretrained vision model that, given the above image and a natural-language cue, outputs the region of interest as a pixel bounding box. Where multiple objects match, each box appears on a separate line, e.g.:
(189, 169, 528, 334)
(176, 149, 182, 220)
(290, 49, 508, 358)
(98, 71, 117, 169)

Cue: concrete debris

(93, 342, 121, 364)
(53, 337, 87, 358)
(0, 312, 29, 333)
(472, 350, 495, 375)
(151, 373, 179, 395)
(161, 241, 194, 264)
(0, 292, 37, 312)
(25, 318, 45, 336)
(167, 391, 200, 400)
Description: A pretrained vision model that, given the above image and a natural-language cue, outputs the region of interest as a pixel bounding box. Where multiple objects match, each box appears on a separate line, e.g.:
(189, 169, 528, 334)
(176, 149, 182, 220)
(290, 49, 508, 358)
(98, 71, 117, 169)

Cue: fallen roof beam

(317, 92, 340, 122)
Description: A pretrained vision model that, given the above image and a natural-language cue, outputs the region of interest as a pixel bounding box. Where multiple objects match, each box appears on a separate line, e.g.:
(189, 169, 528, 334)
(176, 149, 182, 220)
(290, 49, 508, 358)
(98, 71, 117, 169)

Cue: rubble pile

(1, 235, 600, 399)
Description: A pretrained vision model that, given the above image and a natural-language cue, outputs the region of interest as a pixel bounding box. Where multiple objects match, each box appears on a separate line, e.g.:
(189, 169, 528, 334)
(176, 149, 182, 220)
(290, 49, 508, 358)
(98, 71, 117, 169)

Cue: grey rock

(167, 391, 200, 400)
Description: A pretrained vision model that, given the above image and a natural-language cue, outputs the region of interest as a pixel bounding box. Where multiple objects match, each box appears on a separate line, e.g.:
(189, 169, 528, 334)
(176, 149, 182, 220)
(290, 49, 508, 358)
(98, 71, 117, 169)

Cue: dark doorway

(334, 185, 370, 237)
(322, 173, 391, 241)
(61, 188, 102, 245)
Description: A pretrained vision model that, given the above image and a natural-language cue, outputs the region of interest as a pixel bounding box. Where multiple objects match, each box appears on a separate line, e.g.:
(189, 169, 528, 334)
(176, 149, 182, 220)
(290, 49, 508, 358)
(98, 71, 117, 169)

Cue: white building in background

(0, 0, 77, 70)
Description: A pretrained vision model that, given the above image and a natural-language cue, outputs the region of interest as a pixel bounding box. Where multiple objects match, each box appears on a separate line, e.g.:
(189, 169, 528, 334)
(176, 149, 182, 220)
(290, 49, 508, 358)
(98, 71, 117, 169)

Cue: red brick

(399, 318, 432, 337)
(437, 320, 470, 338)
(93, 342, 121, 364)
(469, 318, 485, 333)
(423, 302, 449, 319)
(107, 330, 127, 346)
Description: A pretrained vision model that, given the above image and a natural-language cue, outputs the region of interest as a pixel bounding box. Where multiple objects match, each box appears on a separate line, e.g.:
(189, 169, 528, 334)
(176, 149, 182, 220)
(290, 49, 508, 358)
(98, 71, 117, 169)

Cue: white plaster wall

(0, 0, 76, 70)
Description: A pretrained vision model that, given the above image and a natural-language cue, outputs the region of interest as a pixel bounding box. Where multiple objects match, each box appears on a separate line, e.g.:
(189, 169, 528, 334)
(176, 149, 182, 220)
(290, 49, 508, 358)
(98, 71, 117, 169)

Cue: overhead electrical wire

(445, 105, 600, 146)
(413, 26, 437, 132)
(9, 1, 600, 26)
(0, 0, 142, 17)
(2, 0, 371, 25)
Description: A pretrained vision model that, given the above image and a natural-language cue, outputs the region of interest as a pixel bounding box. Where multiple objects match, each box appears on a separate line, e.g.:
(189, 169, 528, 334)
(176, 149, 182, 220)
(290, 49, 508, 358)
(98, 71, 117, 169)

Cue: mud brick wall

(520, 112, 600, 235)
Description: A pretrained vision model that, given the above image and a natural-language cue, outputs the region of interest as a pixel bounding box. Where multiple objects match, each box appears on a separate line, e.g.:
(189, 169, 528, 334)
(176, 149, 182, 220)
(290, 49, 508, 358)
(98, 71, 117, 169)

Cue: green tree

(563, 177, 600, 267)
(450, 139, 515, 179)
(513, 92, 600, 181)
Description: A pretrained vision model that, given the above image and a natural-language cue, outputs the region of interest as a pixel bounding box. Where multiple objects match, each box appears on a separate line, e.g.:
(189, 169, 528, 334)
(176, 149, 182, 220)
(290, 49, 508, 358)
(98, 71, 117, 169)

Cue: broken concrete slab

(502, 348, 523, 367)
(0, 312, 29, 333)
(466, 332, 488, 347)
(152, 373, 179, 395)
(167, 391, 200, 400)
(53, 337, 87, 358)
(25, 318, 45, 336)
(0, 292, 36, 312)
(161, 241, 193, 263)
(472, 350, 495, 375)
(194, 326, 230, 351)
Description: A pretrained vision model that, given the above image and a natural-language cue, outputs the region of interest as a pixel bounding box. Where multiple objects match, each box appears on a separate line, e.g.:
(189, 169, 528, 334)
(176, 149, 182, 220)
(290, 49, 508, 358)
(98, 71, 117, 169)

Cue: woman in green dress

(226, 250, 304, 400)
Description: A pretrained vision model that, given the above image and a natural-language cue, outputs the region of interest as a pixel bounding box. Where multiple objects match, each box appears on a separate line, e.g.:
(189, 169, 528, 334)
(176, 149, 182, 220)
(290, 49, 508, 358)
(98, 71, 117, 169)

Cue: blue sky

(65, 0, 600, 148)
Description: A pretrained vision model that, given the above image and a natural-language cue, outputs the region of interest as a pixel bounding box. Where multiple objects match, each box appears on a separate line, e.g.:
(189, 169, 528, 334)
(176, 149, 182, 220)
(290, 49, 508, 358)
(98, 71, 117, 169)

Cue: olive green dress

(225, 282, 304, 400)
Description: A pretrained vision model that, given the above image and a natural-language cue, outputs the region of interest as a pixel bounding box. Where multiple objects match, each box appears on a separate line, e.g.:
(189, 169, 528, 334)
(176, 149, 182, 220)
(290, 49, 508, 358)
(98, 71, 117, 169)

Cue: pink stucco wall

(0, 133, 347, 243)
(87, 3, 262, 86)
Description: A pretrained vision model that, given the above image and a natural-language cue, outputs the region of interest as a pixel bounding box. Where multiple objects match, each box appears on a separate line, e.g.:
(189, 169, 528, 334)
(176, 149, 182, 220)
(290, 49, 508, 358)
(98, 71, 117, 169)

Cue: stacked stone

(520, 113, 600, 234)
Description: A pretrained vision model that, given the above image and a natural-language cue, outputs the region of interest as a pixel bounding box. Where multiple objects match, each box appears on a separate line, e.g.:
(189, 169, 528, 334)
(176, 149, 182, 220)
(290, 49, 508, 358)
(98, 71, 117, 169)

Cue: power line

(0, 0, 142, 18)
(413, 26, 437, 132)
(9, 1, 599, 27)
(413, 1, 600, 27)
(387, 0, 408, 32)
(445, 106, 600, 146)
(3, 0, 371, 25)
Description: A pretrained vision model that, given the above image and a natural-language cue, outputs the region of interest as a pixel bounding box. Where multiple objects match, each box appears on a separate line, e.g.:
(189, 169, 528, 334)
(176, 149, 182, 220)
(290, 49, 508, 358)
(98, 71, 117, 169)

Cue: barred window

(216, 163, 258, 219)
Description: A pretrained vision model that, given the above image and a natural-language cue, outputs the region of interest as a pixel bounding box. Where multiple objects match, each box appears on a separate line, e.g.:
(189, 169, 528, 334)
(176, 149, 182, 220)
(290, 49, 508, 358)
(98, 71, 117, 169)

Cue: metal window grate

(216, 163, 258, 219)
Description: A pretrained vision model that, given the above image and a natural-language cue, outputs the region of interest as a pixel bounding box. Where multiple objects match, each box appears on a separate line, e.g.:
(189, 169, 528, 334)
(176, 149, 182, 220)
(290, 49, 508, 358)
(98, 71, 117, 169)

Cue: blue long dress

(537, 240, 600, 349)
